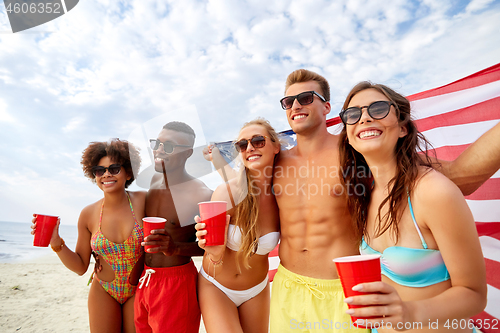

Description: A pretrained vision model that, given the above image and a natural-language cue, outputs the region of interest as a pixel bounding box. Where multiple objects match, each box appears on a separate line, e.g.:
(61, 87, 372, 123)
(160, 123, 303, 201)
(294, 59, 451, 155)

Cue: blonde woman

(195, 118, 280, 333)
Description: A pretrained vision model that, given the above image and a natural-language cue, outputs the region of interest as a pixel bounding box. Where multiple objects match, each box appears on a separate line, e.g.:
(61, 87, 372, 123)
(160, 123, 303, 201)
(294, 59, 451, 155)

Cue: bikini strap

(407, 192, 428, 249)
(99, 192, 137, 230)
(99, 199, 104, 229)
(126, 192, 138, 224)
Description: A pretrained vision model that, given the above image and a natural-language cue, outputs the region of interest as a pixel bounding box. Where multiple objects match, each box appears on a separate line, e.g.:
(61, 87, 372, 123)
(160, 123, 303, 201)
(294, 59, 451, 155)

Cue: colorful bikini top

(359, 195, 450, 288)
(90, 192, 143, 287)
(226, 224, 280, 255)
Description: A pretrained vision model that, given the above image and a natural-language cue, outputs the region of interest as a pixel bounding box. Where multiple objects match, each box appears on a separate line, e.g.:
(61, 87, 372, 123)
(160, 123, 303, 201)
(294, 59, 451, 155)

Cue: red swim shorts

(134, 261, 201, 333)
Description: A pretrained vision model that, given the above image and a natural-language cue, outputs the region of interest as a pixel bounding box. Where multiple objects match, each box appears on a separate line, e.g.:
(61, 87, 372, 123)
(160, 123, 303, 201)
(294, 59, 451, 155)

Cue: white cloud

(62, 116, 86, 133)
(0, 0, 499, 224)
(466, 0, 496, 13)
(0, 98, 15, 122)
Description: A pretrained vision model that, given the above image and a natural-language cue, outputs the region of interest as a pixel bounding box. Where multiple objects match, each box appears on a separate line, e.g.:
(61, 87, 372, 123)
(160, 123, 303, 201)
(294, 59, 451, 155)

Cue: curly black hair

(81, 138, 141, 188)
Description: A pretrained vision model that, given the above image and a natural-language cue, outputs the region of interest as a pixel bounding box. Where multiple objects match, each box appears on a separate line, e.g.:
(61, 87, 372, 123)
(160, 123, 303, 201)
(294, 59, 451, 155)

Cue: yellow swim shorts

(270, 264, 369, 333)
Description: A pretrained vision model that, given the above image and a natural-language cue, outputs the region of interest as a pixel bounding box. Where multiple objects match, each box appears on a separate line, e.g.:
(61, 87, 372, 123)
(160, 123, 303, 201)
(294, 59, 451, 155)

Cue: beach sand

(0, 254, 207, 333)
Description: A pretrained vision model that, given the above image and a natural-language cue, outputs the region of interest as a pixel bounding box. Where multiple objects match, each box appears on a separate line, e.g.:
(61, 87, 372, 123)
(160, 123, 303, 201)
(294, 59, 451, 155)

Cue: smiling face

(237, 124, 280, 172)
(284, 81, 331, 135)
(95, 156, 130, 193)
(153, 129, 193, 173)
(345, 88, 408, 159)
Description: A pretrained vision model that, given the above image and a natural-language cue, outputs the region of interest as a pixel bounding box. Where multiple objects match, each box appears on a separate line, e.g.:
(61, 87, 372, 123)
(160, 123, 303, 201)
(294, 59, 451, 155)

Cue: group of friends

(31, 69, 500, 333)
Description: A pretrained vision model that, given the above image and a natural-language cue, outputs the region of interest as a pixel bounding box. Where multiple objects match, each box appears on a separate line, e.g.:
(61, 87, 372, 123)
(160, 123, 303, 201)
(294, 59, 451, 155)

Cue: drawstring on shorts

(138, 269, 156, 289)
(284, 276, 326, 300)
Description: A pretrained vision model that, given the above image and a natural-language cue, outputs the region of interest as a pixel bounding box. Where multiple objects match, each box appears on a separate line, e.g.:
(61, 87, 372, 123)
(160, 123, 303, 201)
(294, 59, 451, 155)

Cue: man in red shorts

(135, 121, 212, 333)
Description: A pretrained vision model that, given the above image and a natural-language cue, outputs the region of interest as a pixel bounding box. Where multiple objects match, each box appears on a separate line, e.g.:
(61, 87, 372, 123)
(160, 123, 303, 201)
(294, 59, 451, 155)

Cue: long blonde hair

(233, 118, 280, 270)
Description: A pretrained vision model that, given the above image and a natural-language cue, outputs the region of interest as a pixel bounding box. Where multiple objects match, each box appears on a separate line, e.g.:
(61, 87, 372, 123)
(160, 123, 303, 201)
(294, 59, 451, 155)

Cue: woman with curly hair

(195, 118, 281, 333)
(31, 138, 146, 333)
(338, 82, 486, 332)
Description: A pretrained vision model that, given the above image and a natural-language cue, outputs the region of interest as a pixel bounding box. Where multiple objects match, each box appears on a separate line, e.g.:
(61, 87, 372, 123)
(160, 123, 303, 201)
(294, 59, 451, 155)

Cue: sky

(0, 0, 500, 225)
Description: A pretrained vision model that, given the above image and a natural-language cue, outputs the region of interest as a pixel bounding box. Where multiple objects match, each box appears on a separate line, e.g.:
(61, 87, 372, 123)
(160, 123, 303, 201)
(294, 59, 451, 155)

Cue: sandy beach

(0, 254, 207, 333)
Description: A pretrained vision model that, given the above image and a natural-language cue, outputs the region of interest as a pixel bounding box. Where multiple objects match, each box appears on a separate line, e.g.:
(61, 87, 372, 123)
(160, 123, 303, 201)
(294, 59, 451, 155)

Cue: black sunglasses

(92, 164, 122, 177)
(340, 101, 396, 125)
(234, 135, 270, 152)
(150, 139, 191, 154)
(280, 91, 327, 110)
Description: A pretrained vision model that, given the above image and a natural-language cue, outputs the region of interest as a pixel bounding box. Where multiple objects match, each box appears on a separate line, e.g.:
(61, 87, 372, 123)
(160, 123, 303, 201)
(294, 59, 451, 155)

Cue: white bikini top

(226, 224, 280, 255)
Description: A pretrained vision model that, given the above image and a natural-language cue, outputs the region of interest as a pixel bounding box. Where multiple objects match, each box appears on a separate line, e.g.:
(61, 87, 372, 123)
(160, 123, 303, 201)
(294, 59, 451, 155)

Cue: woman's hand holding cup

(195, 214, 230, 261)
(31, 214, 61, 247)
(344, 281, 414, 329)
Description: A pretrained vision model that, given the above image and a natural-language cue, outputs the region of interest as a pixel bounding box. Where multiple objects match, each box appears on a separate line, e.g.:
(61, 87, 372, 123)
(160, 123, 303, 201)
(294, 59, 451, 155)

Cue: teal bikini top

(360, 195, 450, 288)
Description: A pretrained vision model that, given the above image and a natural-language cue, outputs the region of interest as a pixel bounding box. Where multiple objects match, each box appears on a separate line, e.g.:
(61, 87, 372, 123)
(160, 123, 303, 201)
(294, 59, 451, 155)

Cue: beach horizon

(0, 254, 208, 333)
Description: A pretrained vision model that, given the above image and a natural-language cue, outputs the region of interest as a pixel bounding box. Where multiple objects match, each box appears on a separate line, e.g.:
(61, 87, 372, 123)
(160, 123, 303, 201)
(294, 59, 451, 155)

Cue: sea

(0, 221, 78, 263)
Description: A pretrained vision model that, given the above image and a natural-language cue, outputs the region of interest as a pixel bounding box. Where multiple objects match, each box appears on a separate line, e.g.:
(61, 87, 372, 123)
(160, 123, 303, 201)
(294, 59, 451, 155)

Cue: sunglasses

(234, 135, 270, 152)
(92, 164, 122, 177)
(150, 139, 191, 154)
(280, 91, 327, 110)
(340, 101, 396, 125)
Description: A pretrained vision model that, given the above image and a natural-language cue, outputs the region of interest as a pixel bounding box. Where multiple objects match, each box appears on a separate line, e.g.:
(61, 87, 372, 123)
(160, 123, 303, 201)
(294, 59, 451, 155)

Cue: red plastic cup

(33, 214, 58, 247)
(198, 201, 227, 246)
(142, 217, 167, 252)
(333, 254, 381, 328)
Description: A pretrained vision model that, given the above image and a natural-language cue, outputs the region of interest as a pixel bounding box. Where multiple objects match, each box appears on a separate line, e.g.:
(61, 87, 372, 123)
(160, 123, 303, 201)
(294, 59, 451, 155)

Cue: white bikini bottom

(200, 266, 268, 307)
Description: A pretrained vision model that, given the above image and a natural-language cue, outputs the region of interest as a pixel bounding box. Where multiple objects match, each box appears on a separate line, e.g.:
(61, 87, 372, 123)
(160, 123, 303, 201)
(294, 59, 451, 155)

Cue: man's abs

(277, 203, 360, 279)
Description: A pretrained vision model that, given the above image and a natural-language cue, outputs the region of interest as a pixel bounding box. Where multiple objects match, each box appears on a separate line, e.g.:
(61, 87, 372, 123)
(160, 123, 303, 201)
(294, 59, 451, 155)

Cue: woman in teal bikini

(338, 82, 487, 332)
(31, 139, 146, 333)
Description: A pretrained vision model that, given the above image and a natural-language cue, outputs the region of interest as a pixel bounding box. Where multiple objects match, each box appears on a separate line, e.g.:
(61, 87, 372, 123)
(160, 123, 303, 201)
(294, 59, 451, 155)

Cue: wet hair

(233, 117, 280, 270)
(285, 69, 330, 102)
(81, 138, 141, 188)
(162, 121, 195, 147)
(338, 81, 435, 245)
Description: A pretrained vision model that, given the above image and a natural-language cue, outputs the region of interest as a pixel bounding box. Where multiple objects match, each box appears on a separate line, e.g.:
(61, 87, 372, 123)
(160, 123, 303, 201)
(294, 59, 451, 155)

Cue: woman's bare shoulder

(415, 167, 462, 199)
(78, 199, 103, 226)
(212, 179, 240, 202)
(413, 166, 471, 227)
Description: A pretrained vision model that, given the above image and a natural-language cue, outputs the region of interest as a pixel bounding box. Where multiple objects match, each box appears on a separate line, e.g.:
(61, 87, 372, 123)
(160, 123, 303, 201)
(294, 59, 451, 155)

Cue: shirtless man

(270, 69, 500, 332)
(134, 122, 212, 333)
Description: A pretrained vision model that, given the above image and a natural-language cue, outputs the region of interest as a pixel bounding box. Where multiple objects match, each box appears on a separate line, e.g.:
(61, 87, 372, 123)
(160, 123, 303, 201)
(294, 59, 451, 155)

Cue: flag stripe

(430, 144, 469, 161)
(421, 119, 500, 149)
(467, 200, 500, 223)
(269, 255, 280, 271)
(476, 223, 500, 238)
(484, 285, 500, 321)
(415, 96, 500, 132)
(411, 80, 500, 122)
(409, 63, 500, 101)
(326, 117, 341, 127)
(465, 179, 500, 200)
(485, 258, 500, 291)
(479, 236, 500, 262)
(269, 269, 278, 281)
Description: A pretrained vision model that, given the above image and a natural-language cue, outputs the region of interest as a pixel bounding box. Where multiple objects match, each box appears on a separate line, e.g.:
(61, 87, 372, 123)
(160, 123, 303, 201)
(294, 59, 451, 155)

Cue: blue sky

(1, 0, 500, 225)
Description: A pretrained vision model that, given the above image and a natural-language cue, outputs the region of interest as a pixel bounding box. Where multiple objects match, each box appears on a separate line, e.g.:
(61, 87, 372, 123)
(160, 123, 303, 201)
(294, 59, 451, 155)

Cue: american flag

(407, 63, 500, 331)
(215, 63, 500, 330)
